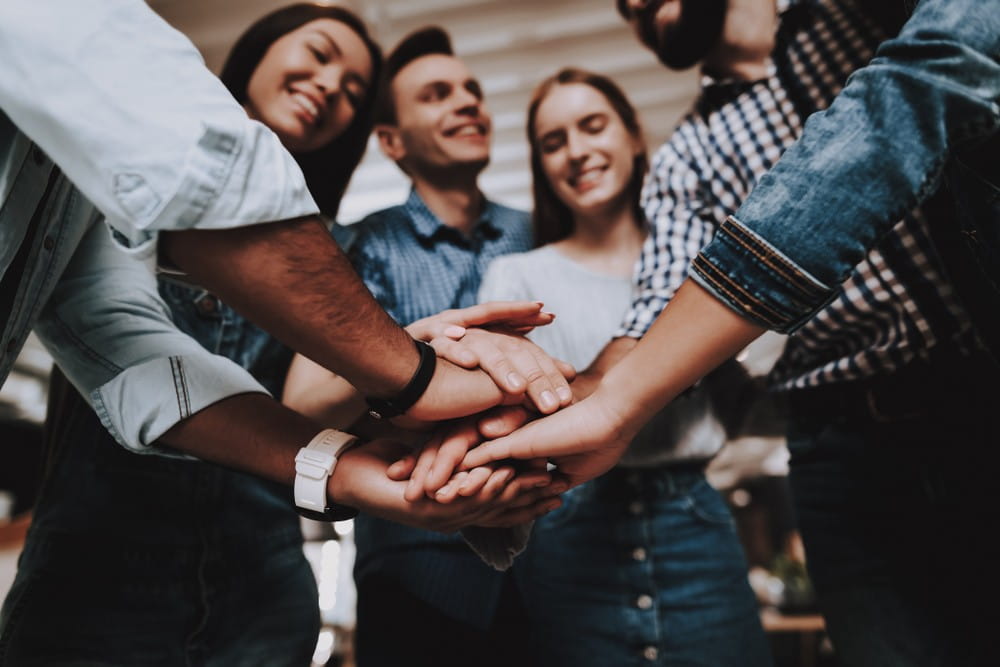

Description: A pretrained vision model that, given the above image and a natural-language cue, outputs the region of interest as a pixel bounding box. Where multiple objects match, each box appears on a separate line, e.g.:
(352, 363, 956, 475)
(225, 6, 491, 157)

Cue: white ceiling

(149, 0, 699, 221)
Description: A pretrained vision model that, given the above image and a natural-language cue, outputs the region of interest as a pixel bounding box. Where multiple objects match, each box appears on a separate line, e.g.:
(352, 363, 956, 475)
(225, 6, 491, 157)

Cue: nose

(314, 63, 344, 101)
(452, 86, 483, 117)
(566, 129, 589, 162)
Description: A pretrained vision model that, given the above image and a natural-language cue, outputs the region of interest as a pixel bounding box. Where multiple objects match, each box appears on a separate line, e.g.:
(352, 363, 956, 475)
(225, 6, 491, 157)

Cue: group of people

(0, 0, 997, 666)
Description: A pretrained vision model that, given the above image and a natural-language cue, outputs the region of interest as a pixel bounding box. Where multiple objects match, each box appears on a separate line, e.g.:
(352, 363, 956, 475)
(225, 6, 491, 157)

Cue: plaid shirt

(617, 0, 974, 388)
(348, 188, 532, 326)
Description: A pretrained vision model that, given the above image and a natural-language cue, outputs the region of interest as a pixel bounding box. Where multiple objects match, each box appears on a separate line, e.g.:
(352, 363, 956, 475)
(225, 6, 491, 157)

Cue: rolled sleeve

(33, 217, 267, 454)
(0, 0, 318, 257)
(693, 0, 1000, 331)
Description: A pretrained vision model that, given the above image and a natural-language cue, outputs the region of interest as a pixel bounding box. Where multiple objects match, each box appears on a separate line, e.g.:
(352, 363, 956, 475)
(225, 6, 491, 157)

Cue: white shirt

(0, 0, 320, 452)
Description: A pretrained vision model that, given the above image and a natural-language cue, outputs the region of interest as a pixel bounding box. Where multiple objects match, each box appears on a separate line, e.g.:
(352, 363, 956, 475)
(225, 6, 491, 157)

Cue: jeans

(0, 380, 318, 667)
(787, 365, 1000, 666)
(513, 466, 772, 667)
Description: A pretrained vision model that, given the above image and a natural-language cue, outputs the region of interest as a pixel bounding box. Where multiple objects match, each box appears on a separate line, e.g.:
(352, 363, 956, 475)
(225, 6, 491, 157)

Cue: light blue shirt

(0, 0, 320, 452)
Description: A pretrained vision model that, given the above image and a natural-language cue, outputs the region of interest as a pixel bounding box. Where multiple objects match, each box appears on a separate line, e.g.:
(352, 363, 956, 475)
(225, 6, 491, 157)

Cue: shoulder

(486, 201, 531, 232)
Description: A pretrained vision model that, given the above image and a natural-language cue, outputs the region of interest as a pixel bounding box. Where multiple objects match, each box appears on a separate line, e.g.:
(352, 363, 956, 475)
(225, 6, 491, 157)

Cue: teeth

(454, 125, 482, 137)
(575, 169, 604, 186)
(293, 92, 318, 119)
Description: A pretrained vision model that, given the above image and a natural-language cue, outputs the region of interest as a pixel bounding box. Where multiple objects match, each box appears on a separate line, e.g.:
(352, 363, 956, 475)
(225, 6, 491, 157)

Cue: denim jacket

(692, 0, 1000, 333)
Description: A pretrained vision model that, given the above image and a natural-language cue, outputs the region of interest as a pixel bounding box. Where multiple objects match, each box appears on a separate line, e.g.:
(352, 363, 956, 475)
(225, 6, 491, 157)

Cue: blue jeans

(787, 359, 1000, 666)
(513, 466, 771, 667)
(0, 381, 318, 667)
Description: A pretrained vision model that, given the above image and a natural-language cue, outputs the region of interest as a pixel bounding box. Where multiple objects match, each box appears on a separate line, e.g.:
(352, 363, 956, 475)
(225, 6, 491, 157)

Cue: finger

(504, 479, 567, 509)
(475, 466, 516, 501)
(425, 420, 481, 494)
(452, 466, 496, 498)
(469, 339, 529, 395)
(405, 436, 442, 502)
(523, 347, 573, 411)
(387, 454, 417, 481)
(428, 337, 478, 368)
(478, 405, 532, 438)
(462, 408, 584, 470)
(554, 358, 577, 383)
(431, 471, 468, 504)
(458, 301, 544, 328)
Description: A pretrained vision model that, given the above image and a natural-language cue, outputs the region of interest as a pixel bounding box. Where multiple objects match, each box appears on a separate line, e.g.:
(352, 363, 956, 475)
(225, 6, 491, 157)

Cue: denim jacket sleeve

(691, 0, 1000, 332)
(33, 218, 268, 454)
(0, 0, 318, 256)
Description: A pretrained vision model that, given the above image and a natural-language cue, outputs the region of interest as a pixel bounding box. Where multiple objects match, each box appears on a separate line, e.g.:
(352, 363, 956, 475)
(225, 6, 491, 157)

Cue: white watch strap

(294, 429, 359, 513)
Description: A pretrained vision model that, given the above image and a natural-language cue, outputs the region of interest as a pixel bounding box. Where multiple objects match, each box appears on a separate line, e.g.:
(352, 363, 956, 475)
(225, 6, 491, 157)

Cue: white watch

(294, 429, 360, 521)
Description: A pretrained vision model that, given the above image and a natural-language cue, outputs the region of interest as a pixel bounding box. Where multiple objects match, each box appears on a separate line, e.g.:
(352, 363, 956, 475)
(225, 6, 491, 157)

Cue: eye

(582, 114, 608, 134)
(344, 82, 365, 110)
(308, 45, 330, 65)
(538, 133, 565, 154)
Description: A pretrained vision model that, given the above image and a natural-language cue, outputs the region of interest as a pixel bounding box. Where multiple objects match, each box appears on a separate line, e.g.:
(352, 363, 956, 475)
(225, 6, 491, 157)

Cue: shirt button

(196, 295, 219, 315)
(43, 236, 55, 251)
(636, 594, 653, 610)
(643, 645, 659, 661)
(628, 501, 645, 516)
(632, 547, 647, 562)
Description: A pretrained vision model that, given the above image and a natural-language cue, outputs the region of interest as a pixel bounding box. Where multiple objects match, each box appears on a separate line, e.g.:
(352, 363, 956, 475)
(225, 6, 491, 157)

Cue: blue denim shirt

(692, 0, 1000, 332)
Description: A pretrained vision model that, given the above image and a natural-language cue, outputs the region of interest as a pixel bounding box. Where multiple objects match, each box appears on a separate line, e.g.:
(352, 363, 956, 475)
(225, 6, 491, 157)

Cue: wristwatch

(294, 429, 361, 522)
(366, 338, 437, 420)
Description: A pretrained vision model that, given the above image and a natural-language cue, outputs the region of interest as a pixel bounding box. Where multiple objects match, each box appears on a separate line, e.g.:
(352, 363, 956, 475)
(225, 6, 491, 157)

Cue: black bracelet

(366, 338, 437, 420)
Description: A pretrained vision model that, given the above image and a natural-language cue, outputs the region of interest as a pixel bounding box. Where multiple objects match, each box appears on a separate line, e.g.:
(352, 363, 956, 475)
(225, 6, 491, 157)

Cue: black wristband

(366, 338, 437, 420)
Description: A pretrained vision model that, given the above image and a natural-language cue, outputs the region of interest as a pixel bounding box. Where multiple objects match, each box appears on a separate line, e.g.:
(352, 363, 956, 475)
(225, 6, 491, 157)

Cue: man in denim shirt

(342, 28, 536, 667)
(463, 0, 999, 664)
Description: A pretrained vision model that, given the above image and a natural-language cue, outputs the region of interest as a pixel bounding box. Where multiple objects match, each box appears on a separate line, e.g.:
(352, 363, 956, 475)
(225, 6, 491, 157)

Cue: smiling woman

(0, 5, 383, 666)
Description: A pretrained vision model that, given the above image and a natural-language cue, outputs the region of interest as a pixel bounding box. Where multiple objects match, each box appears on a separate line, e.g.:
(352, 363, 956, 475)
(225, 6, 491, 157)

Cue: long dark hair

(527, 68, 648, 247)
(220, 4, 383, 218)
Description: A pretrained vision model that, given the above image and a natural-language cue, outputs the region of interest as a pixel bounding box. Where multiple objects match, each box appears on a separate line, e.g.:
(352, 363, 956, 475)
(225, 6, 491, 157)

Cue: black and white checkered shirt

(617, 0, 975, 388)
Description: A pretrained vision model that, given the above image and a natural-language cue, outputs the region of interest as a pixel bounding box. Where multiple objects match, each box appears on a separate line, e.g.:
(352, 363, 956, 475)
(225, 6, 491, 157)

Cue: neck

(411, 173, 483, 234)
(702, 0, 777, 81)
(555, 199, 645, 278)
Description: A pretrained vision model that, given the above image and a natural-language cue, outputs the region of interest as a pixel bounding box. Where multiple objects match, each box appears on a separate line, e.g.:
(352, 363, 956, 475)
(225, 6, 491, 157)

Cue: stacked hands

(330, 301, 637, 533)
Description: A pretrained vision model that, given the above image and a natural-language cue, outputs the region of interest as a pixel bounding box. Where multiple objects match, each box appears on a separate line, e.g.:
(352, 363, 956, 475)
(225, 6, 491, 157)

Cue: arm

(693, 0, 1000, 331)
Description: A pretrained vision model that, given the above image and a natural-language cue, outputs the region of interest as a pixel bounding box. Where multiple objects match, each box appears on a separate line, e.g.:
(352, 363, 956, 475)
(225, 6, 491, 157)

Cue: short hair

(526, 68, 648, 247)
(220, 3, 383, 218)
(373, 26, 454, 126)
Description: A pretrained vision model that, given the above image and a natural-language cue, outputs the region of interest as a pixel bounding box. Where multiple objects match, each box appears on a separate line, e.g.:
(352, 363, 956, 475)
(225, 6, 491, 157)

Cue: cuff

(691, 216, 836, 333)
(91, 353, 269, 454)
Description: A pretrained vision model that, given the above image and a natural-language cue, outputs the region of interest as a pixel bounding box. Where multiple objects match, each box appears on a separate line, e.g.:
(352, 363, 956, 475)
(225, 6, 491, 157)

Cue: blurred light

(317, 540, 341, 611)
(730, 488, 752, 508)
(312, 629, 335, 666)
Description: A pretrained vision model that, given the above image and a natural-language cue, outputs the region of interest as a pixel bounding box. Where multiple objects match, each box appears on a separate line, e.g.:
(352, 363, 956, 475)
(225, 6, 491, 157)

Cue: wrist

(327, 446, 361, 509)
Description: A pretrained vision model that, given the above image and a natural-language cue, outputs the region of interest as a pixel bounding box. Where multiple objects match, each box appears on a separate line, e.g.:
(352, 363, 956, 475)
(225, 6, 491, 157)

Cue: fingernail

(507, 372, 525, 390)
(444, 325, 466, 338)
(436, 484, 454, 498)
(534, 478, 550, 488)
(549, 482, 568, 494)
(544, 500, 562, 512)
(540, 390, 557, 410)
(556, 386, 573, 403)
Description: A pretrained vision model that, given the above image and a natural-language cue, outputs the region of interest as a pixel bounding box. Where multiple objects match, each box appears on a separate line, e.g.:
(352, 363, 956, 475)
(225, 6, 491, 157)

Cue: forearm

(695, 0, 1000, 331)
(571, 336, 637, 401)
(597, 280, 765, 429)
(161, 217, 419, 399)
(158, 393, 319, 486)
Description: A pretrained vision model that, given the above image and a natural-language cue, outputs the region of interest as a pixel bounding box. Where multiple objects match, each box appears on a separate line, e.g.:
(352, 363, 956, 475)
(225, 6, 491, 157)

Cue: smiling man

(340, 27, 535, 667)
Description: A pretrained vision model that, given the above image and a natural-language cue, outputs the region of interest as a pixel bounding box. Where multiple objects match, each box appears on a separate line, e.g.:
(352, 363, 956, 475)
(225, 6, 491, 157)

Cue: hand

(460, 394, 635, 489)
(427, 328, 575, 413)
(330, 439, 565, 531)
(406, 301, 556, 341)
(387, 412, 553, 501)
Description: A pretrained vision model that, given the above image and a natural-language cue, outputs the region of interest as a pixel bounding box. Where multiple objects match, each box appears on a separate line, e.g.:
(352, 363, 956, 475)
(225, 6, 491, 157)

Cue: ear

(375, 125, 407, 162)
